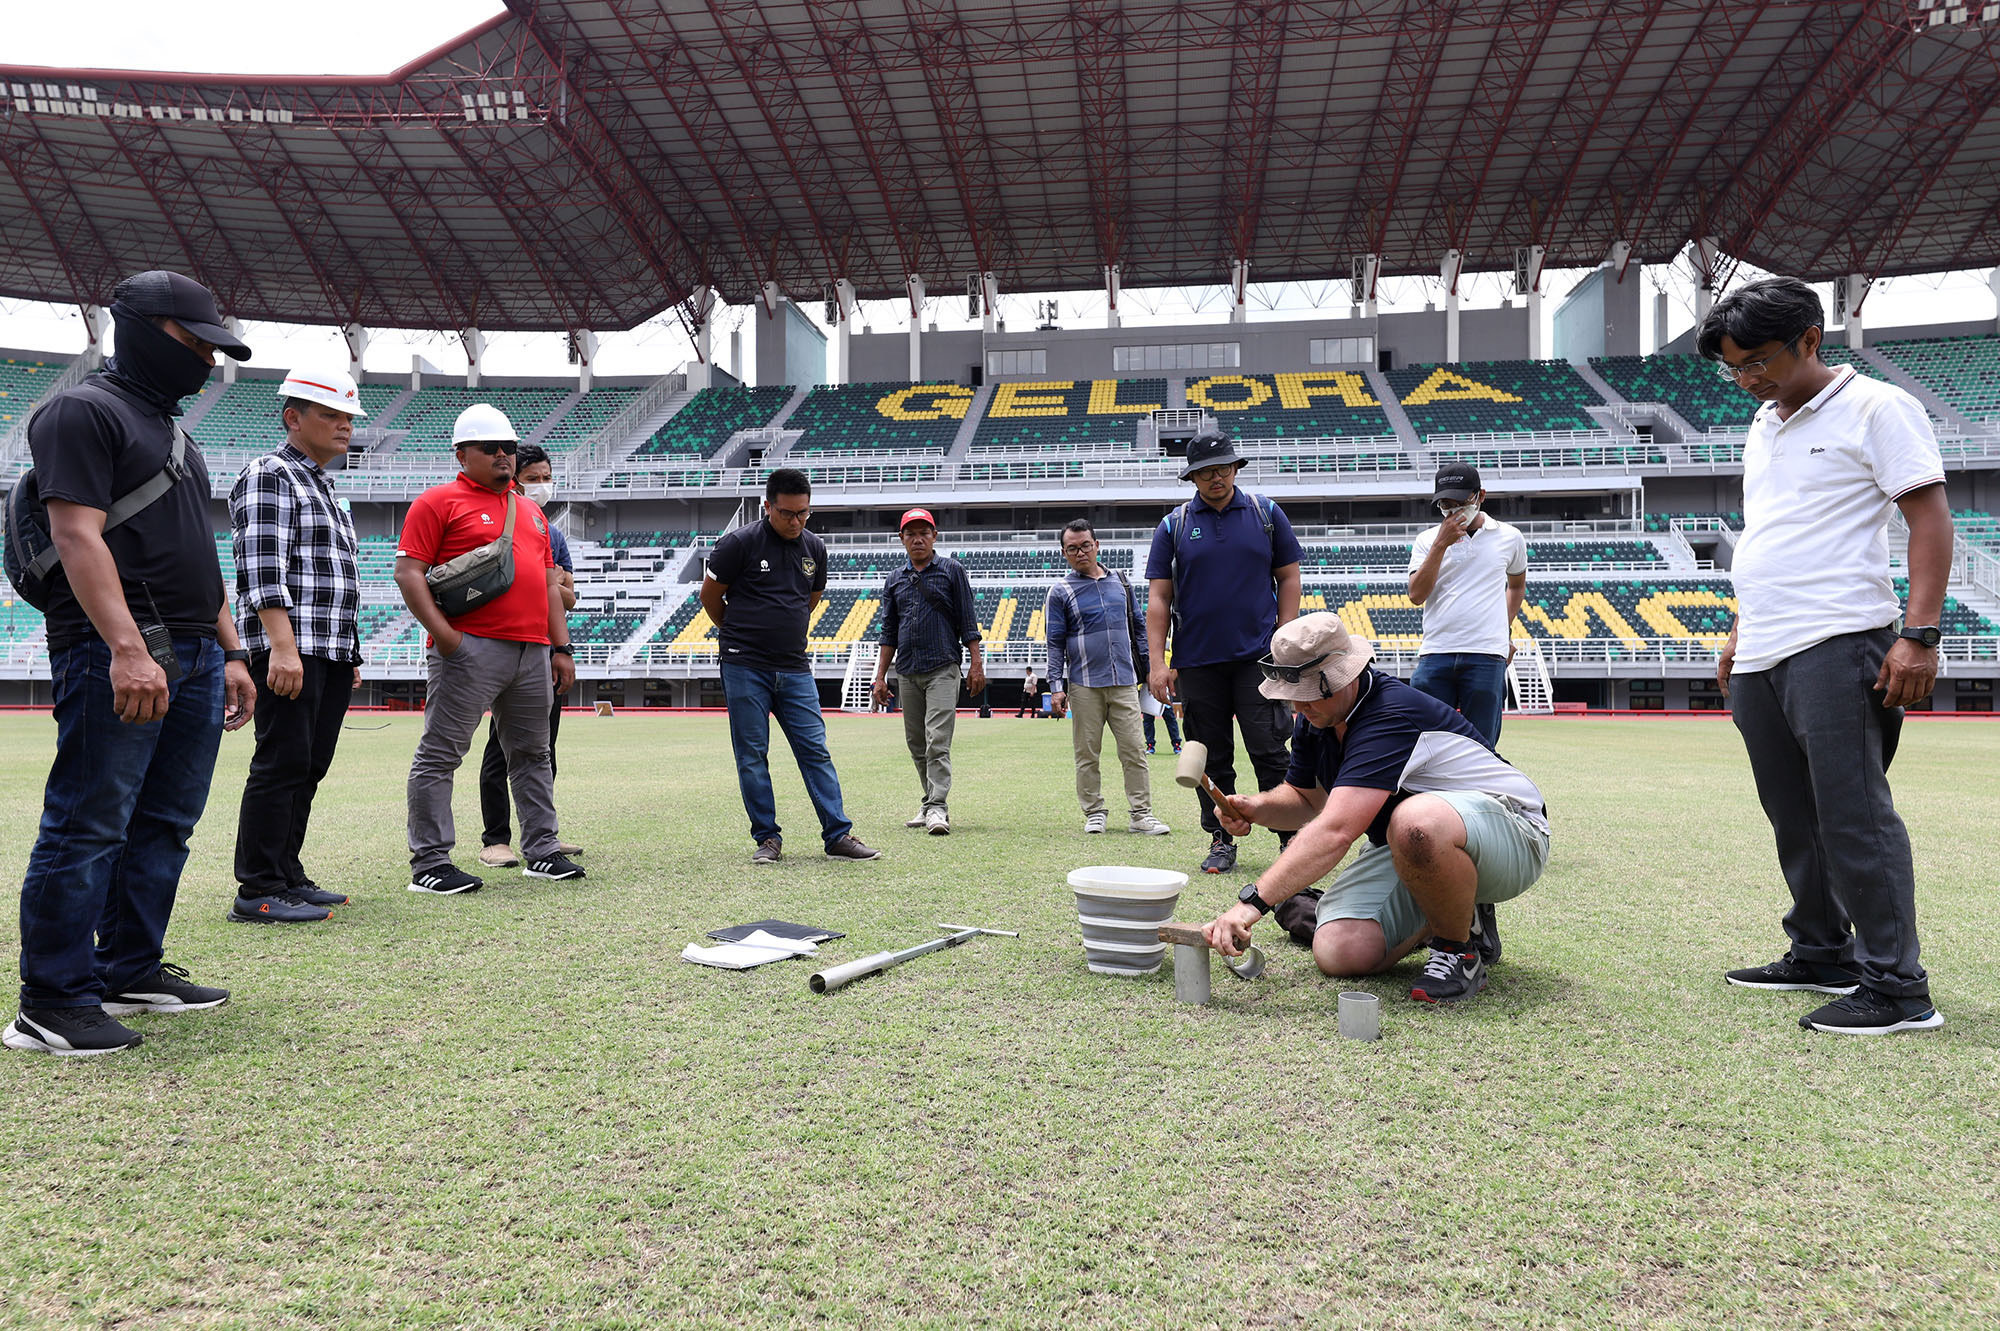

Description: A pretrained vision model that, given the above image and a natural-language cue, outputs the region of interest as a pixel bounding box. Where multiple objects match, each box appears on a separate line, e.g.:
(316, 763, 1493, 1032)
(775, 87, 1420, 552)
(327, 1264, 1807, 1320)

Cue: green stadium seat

(969, 379, 1166, 452)
(192, 380, 402, 449)
(1182, 371, 1393, 440)
(1385, 359, 1605, 440)
(1874, 335, 2000, 421)
(787, 381, 969, 453)
(641, 387, 793, 456)
(0, 356, 71, 428)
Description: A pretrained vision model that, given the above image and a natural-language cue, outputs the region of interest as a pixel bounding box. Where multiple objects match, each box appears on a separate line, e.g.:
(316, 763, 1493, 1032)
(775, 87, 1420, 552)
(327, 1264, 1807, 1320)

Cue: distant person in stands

(1017, 665, 1042, 717)
(7, 271, 255, 1057)
(227, 368, 370, 926)
(1703, 275, 1955, 1036)
(1406, 461, 1526, 748)
(872, 507, 984, 836)
(394, 404, 582, 895)
(1146, 429, 1303, 876)
(479, 443, 583, 869)
(703, 468, 880, 864)
(1046, 519, 1169, 836)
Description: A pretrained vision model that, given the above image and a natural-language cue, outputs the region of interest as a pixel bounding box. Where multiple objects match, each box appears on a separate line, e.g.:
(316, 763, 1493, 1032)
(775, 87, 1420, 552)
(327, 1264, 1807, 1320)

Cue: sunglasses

(1257, 649, 1330, 684)
(466, 440, 518, 456)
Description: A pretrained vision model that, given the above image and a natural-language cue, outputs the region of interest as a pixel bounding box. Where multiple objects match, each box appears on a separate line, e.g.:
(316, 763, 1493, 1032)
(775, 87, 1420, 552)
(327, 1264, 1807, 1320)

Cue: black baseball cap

(1432, 461, 1481, 502)
(111, 270, 252, 360)
(1178, 429, 1247, 480)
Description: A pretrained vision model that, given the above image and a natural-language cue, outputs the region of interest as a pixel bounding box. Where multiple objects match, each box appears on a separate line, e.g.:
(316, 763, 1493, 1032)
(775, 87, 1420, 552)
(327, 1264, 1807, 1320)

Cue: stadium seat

(641, 386, 794, 456)
(787, 381, 971, 453)
(1590, 354, 1752, 431)
(1182, 371, 1393, 440)
(968, 379, 1167, 452)
(377, 386, 574, 451)
(0, 357, 70, 429)
(1873, 335, 2000, 421)
(1384, 359, 1605, 439)
(537, 388, 640, 452)
(191, 380, 404, 449)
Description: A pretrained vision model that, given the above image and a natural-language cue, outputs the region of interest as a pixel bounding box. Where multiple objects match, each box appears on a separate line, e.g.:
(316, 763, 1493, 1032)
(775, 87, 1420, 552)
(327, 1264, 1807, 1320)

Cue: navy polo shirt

(706, 519, 828, 672)
(1286, 669, 1548, 847)
(1144, 486, 1303, 668)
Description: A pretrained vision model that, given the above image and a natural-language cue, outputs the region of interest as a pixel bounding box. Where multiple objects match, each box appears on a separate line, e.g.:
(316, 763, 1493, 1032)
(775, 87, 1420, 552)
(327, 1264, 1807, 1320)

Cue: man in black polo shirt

(701, 469, 880, 865)
(1198, 613, 1550, 1005)
(6, 271, 258, 1058)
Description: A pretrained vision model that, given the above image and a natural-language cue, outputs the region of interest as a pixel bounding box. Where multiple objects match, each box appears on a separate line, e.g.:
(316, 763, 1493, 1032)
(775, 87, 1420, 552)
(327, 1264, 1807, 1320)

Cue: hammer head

(1174, 740, 1210, 789)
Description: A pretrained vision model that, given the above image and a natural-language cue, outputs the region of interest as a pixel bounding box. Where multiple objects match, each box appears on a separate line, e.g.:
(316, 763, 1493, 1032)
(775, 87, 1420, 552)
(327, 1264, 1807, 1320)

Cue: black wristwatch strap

(222, 649, 251, 664)
(550, 644, 574, 656)
(1238, 882, 1272, 916)
(1897, 624, 1941, 648)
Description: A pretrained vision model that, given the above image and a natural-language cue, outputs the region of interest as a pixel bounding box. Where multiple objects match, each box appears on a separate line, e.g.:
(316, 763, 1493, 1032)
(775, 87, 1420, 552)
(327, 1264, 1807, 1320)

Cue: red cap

(899, 507, 937, 530)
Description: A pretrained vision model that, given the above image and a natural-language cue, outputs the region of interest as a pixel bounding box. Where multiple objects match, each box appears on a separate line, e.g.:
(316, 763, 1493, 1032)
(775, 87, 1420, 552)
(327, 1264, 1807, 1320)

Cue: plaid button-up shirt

(229, 443, 361, 663)
(878, 555, 981, 677)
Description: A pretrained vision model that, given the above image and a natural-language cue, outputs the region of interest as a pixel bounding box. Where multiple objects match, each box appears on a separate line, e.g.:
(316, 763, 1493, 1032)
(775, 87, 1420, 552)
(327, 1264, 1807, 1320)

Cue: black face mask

(104, 302, 214, 411)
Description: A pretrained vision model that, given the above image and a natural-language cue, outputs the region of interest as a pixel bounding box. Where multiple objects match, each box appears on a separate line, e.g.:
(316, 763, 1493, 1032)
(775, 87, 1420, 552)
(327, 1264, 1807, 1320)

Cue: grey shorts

(1315, 790, 1550, 946)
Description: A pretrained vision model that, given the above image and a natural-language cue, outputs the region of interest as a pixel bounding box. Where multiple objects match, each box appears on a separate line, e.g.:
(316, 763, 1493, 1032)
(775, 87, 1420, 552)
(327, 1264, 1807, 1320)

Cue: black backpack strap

(21, 427, 189, 584)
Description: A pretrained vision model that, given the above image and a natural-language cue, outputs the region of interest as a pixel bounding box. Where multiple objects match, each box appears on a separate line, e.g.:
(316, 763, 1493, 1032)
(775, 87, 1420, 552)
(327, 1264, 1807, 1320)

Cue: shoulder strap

(1163, 499, 1195, 587)
(500, 489, 517, 540)
(22, 427, 190, 583)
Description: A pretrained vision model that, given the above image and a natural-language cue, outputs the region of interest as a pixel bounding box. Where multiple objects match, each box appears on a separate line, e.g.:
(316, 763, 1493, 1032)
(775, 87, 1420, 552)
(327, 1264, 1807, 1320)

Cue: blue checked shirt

(229, 443, 361, 663)
(1046, 568, 1149, 691)
(878, 555, 981, 676)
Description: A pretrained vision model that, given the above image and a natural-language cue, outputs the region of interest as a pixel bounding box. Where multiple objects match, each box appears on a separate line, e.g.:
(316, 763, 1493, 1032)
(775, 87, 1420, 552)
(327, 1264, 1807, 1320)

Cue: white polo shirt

(1732, 367, 1944, 673)
(1407, 515, 1528, 657)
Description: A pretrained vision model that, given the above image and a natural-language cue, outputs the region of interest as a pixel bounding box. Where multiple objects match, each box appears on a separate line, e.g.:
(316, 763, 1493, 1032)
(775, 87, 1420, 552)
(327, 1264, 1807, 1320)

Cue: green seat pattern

(1591, 355, 1752, 431)
(379, 387, 573, 451)
(1385, 359, 1604, 439)
(0, 357, 70, 428)
(788, 381, 968, 453)
(1182, 371, 1392, 439)
(1875, 335, 2000, 421)
(641, 387, 794, 456)
(968, 379, 1166, 451)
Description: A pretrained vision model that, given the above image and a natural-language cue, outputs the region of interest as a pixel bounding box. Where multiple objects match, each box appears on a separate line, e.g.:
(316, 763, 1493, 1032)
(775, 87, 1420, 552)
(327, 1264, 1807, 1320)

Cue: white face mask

(523, 482, 556, 505)
(1441, 500, 1478, 525)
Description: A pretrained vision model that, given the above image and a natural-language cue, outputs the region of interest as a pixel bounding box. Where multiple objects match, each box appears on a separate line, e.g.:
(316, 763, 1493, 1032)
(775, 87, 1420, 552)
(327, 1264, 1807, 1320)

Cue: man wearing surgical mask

(478, 444, 581, 868)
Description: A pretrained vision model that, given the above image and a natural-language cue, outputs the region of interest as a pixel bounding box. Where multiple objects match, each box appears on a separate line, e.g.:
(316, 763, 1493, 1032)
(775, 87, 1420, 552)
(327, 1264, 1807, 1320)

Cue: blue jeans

(1410, 652, 1508, 747)
(722, 663, 852, 849)
(19, 636, 224, 1009)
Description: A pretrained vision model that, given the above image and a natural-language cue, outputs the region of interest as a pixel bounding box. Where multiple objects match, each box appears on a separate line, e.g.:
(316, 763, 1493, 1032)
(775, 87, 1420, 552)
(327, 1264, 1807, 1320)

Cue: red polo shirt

(398, 473, 556, 644)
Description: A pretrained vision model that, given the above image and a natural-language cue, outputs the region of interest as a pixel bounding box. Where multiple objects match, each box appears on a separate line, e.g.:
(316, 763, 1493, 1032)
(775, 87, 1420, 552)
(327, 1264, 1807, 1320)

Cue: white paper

(680, 930, 821, 971)
(1137, 685, 1164, 717)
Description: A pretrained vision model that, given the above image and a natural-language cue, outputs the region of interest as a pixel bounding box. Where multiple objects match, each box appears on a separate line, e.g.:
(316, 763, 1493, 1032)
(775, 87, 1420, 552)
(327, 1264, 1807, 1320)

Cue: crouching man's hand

(1203, 904, 1260, 957)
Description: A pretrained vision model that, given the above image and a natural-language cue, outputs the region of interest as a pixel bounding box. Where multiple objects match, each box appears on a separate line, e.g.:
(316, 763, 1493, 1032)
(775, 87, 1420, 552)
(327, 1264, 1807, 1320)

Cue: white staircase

(1506, 637, 1555, 714)
(840, 640, 877, 712)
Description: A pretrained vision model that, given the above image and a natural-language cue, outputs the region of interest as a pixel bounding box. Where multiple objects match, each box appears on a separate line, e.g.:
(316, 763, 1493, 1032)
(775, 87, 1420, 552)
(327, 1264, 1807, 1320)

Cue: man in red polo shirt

(393, 403, 580, 895)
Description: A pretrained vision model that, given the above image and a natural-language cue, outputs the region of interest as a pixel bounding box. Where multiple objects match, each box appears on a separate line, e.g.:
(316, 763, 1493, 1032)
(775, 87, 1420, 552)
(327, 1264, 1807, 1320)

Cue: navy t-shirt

(1286, 668, 1548, 846)
(27, 377, 225, 651)
(706, 519, 827, 672)
(1144, 487, 1303, 668)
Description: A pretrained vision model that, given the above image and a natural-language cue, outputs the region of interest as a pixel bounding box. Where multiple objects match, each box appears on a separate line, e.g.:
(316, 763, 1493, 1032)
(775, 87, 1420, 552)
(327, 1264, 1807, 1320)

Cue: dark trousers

(234, 652, 354, 894)
(19, 637, 223, 1008)
(1177, 658, 1293, 840)
(1143, 706, 1183, 749)
(480, 698, 563, 847)
(1730, 628, 1927, 998)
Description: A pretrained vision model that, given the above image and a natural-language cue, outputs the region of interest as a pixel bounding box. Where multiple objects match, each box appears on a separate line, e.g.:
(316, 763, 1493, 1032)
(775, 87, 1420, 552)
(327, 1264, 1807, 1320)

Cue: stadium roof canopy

(3, 1, 1998, 336)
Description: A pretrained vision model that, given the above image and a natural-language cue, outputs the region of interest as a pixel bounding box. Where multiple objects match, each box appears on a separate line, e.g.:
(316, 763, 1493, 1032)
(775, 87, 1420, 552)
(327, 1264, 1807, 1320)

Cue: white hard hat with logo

(279, 368, 367, 417)
(452, 402, 519, 445)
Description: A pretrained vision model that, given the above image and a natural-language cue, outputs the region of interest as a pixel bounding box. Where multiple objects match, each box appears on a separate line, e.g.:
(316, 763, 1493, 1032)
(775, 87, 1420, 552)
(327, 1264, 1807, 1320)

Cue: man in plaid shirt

(226, 369, 365, 925)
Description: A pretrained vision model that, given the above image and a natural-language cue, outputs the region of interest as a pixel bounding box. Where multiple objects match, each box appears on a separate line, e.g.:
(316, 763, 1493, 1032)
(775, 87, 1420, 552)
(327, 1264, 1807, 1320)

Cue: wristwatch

(1897, 624, 1941, 648)
(550, 644, 574, 656)
(1237, 882, 1273, 916)
(222, 649, 251, 664)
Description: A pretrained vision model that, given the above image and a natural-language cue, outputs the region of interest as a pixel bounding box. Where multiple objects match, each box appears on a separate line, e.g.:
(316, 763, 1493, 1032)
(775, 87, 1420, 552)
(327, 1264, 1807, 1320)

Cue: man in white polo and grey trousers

(1703, 275, 1954, 1036)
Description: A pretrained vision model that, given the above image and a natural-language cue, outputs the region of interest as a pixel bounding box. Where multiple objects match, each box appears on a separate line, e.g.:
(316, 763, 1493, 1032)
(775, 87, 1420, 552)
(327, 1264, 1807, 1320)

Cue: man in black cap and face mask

(4, 271, 258, 1058)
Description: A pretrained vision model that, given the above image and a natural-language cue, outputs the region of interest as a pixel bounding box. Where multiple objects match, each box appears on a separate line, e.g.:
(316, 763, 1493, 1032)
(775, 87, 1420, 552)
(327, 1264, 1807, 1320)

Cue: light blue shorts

(1314, 790, 1550, 947)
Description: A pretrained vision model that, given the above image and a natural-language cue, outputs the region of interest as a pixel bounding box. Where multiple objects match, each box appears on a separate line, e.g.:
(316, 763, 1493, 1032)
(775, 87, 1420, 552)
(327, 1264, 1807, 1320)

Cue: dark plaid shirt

(878, 555, 981, 676)
(229, 443, 361, 662)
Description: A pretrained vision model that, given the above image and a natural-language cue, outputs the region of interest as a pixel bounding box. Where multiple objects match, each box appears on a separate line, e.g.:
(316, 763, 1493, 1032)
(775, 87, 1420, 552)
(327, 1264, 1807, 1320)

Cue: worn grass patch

(0, 712, 1996, 1329)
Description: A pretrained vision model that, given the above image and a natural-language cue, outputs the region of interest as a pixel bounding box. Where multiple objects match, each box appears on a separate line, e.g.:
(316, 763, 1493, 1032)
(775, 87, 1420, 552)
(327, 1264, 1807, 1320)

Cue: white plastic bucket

(1069, 866, 1187, 977)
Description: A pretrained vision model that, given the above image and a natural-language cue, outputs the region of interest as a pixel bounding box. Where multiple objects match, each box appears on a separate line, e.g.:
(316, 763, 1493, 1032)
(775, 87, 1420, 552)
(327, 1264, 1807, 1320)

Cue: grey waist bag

(425, 492, 517, 618)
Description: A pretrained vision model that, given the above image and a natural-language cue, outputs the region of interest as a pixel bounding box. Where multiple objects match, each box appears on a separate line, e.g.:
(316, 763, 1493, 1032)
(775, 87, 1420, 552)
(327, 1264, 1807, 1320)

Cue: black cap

(1178, 429, 1247, 480)
(111, 270, 252, 360)
(1432, 461, 1481, 502)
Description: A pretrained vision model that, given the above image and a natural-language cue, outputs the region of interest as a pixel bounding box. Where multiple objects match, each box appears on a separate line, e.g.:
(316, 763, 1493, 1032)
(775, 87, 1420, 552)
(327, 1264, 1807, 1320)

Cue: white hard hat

(279, 368, 367, 417)
(452, 402, 518, 445)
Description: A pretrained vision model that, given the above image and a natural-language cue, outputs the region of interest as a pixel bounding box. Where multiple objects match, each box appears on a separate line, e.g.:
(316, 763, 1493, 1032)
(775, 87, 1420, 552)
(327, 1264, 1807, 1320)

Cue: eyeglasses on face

(466, 440, 517, 456)
(1714, 336, 1802, 381)
(1189, 465, 1233, 484)
(771, 503, 811, 521)
(1062, 540, 1096, 555)
(1257, 649, 1331, 683)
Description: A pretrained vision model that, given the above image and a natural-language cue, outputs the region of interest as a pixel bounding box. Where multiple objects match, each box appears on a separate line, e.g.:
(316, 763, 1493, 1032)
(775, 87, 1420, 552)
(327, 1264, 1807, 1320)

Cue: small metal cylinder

(1338, 990, 1381, 1040)
(1172, 943, 1211, 1005)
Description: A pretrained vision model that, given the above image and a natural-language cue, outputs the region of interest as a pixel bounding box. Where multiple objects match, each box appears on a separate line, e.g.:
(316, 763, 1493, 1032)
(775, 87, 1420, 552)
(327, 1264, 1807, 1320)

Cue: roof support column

(1516, 246, 1545, 359)
(574, 329, 600, 393)
(1353, 254, 1380, 320)
(982, 272, 999, 335)
(1691, 237, 1722, 325)
(834, 279, 856, 385)
(691, 286, 716, 390)
(1604, 241, 1641, 357)
(82, 305, 107, 355)
(1839, 274, 1872, 350)
(1440, 250, 1464, 364)
(222, 318, 245, 384)
(1990, 270, 2000, 336)
(343, 322, 370, 374)
(1229, 259, 1250, 324)
(907, 273, 926, 380)
(1104, 265, 1121, 329)
(462, 326, 487, 389)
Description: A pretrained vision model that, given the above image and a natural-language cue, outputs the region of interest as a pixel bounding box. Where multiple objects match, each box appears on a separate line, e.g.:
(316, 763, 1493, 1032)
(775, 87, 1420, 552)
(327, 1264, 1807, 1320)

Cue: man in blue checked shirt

(226, 368, 367, 926)
(873, 508, 984, 835)
(1047, 520, 1170, 837)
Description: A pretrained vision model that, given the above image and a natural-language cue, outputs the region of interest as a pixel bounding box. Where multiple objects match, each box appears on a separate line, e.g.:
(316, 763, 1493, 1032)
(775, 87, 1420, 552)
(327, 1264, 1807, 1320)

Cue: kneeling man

(1200, 613, 1549, 1004)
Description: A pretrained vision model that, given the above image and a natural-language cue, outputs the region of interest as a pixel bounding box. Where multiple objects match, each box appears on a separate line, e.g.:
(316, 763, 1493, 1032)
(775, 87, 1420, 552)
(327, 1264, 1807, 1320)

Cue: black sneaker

(1200, 839, 1237, 875)
(751, 838, 782, 866)
(523, 854, 586, 881)
(292, 879, 349, 907)
(4, 1006, 143, 1057)
(1725, 953, 1859, 994)
(228, 889, 332, 925)
(1410, 938, 1487, 1004)
(1471, 903, 1502, 966)
(102, 962, 230, 1016)
(1799, 986, 1944, 1035)
(408, 865, 483, 895)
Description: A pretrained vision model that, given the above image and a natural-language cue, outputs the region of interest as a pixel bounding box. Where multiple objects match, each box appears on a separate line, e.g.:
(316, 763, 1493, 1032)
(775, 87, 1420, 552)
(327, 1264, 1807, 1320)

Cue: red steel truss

(3, 0, 1998, 335)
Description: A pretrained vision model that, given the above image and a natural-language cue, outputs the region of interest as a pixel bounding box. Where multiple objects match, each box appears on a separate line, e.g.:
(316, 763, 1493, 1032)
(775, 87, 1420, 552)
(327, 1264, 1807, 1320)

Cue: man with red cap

(873, 507, 984, 835)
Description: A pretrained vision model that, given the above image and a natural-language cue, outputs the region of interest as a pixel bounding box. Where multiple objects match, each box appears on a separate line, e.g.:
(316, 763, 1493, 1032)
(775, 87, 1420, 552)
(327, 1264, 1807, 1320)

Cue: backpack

(1158, 490, 1280, 640)
(2, 398, 191, 612)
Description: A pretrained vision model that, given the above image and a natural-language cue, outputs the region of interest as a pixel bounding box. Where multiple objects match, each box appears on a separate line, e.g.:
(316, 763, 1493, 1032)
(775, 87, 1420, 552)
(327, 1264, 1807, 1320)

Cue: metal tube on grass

(809, 923, 1018, 994)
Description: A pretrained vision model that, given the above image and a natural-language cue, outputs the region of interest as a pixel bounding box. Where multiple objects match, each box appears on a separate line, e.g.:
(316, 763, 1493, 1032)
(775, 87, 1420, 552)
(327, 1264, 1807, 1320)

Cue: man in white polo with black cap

(1407, 460, 1526, 749)
(1197, 612, 1551, 1004)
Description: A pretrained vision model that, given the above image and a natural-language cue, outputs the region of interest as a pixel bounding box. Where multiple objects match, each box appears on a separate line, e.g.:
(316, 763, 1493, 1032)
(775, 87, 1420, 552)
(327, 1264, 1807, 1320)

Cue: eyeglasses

(771, 504, 811, 521)
(1434, 498, 1473, 515)
(466, 440, 517, 456)
(1189, 465, 1234, 484)
(1257, 649, 1330, 683)
(1062, 541, 1096, 556)
(1714, 337, 1801, 381)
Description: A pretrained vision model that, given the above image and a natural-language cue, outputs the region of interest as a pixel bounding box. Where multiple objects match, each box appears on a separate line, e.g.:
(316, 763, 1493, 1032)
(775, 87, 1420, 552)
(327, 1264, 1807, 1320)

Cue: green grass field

(1, 711, 1997, 1330)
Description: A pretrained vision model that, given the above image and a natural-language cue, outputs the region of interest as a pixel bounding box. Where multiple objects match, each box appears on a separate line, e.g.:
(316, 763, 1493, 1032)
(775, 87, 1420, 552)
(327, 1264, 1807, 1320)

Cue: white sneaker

(478, 844, 519, 868)
(1128, 813, 1171, 836)
(925, 808, 950, 836)
(905, 811, 928, 828)
(1084, 812, 1107, 834)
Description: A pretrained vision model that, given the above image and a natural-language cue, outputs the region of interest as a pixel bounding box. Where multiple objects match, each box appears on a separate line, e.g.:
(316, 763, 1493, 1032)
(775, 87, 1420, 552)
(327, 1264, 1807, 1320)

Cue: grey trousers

(1069, 683, 1152, 818)
(900, 664, 960, 813)
(1730, 628, 1927, 998)
(409, 634, 559, 871)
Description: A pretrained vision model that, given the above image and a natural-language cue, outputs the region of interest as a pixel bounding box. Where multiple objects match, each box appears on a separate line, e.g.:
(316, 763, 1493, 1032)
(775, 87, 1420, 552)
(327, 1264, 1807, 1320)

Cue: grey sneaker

(751, 838, 782, 866)
(925, 808, 950, 836)
(905, 811, 928, 829)
(825, 834, 882, 861)
(1471, 902, 1501, 966)
(1128, 813, 1171, 836)
(1084, 812, 1108, 834)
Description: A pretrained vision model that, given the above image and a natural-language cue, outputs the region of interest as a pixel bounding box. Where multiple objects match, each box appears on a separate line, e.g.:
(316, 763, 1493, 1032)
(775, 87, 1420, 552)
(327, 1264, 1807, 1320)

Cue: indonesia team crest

(801, 557, 817, 577)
